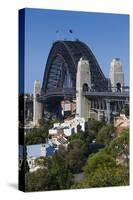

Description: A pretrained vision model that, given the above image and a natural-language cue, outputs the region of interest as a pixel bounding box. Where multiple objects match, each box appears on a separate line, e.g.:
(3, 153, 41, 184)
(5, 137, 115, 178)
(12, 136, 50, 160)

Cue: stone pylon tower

(109, 58, 124, 92)
(33, 80, 43, 126)
(76, 57, 91, 121)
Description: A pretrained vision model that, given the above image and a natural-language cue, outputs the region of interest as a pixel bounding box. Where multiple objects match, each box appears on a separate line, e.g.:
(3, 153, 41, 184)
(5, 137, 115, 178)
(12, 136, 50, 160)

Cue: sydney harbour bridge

(41, 40, 108, 99)
(24, 40, 129, 124)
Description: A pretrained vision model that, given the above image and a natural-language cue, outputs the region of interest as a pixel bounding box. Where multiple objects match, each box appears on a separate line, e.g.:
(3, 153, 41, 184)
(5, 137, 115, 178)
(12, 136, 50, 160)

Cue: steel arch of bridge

(41, 40, 108, 99)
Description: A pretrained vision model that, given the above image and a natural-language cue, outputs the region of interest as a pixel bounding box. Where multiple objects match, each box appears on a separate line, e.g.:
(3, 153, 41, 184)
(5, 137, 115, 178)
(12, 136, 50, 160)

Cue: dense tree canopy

(25, 155, 73, 192)
(25, 119, 55, 145)
(72, 128, 129, 189)
(120, 105, 129, 116)
(25, 169, 50, 191)
(106, 129, 129, 166)
(96, 124, 115, 145)
(24, 118, 129, 191)
(85, 119, 105, 143)
(74, 150, 129, 188)
(25, 128, 48, 145)
(66, 138, 88, 173)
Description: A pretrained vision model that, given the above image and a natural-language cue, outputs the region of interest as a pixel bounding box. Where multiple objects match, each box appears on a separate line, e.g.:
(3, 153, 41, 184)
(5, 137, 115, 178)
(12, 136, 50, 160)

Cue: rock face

(109, 58, 124, 92)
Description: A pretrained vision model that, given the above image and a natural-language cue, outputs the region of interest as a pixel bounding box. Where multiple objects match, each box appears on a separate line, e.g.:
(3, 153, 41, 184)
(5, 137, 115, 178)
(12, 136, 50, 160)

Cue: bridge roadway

(38, 88, 76, 102)
(39, 88, 129, 101)
(83, 91, 129, 100)
(24, 88, 129, 103)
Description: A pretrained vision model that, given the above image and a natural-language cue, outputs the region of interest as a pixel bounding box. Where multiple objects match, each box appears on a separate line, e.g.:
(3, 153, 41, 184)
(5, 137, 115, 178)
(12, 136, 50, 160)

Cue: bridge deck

(24, 89, 129, 103)
(83, 91, 129, 99)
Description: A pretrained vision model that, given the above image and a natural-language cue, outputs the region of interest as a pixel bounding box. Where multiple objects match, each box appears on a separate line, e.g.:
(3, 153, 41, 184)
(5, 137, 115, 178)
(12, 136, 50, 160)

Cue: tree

(25, 153, 73, 191)
(74, 150, 129, 188)
(68, 132, 82, 142)
(106, 129, 129, 166)
(25, 119, 58, 145)
(49, 154, 73, 190)
(85, 119, 105, 143)
(68, 130, 88, 143)
(25, 169, 50, 191)
(66, 139, 88, 173)
(120, 105, 129, 116)
(38, 118, 59, 129)
(25, 127, 48, 145)
(96, 124, 115, 145)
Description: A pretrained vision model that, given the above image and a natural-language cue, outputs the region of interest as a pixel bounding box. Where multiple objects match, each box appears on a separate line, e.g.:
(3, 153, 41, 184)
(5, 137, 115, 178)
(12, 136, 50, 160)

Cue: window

(83, 83, 89, 92)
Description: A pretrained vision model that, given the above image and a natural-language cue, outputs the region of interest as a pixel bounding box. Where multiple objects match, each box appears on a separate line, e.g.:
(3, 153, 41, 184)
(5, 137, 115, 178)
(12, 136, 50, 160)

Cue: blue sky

(24, 8, 129, 93)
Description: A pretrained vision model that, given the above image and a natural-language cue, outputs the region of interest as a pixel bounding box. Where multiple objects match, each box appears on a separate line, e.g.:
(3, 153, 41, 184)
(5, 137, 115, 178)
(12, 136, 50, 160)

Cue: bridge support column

(97, 110, 101, 121)
(33, 97, 43, 126)
(27, 109, 30, 119)
(33, 80, 43, 126)
(76, 57, 91, 121)
(97, 110, 105, 121)
(101, 100, 105, 110)
(106, 100, 111, 124)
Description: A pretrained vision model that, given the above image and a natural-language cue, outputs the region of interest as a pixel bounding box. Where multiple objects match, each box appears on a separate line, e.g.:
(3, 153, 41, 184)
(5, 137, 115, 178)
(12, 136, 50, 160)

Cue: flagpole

(69, 29, 74, 41)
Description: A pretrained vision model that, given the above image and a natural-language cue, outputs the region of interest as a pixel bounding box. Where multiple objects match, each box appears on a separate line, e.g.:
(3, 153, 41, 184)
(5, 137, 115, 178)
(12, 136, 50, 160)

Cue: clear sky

(24, 8, 129, 93)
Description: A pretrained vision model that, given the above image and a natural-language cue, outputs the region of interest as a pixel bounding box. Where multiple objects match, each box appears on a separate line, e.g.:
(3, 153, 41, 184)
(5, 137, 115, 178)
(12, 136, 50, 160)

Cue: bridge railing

(83, 91, 129, 98)
(46, 87, 75, 92)
(45, 88, 75, 95)
(38, 87, 76, 101)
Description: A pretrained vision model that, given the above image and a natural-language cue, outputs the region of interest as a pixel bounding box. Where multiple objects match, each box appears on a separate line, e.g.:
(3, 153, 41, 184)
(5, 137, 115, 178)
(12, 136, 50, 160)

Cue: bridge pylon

(33, 80, 43, 126)
(76, 57, 91, 121)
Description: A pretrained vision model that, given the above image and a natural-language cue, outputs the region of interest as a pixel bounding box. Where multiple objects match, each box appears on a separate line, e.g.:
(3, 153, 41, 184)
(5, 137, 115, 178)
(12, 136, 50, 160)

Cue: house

(27, 142, 56, 172)
(49, 116, 85, 137)
(48, 116, 85, 148)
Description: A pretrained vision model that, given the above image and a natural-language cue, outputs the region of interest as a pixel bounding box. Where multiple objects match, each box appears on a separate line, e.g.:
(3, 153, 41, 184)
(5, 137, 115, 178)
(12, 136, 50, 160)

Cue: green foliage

(38, 118, 59, 128)
(73, 129, 130, 188)
(25, 128, 48, 145)
(96, 124, 115, 145)
(77, 165, 129, 188)
(106, 129, 129, 165)
(25, 119, 54, 145)
(25, 118, 129, 191)
(35, 156, 49, 168)
(68, 132, 82, 142)
(66, 139, 88, 173)
(25, 155, 73, 192)
(85, 119, 105, 143)
(75, 150, 129, 188)
(88, 118, 105, 132)
(84, 150, 116, 176)
(25, 169, 50, 191)
(49, 154, 73, 190)
(120, 105, 129, 116)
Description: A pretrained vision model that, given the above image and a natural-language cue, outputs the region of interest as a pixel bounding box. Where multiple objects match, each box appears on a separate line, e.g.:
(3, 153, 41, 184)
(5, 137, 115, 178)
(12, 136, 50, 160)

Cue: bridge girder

(41, 40, 108, 100)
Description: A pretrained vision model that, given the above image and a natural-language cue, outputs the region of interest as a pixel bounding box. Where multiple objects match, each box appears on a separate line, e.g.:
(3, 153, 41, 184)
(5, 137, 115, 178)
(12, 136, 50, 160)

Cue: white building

(49, 116, 85, 137)
(49, 122, 72, 137)
(27, 142, 55, 172)
(68, 115, 85, 133)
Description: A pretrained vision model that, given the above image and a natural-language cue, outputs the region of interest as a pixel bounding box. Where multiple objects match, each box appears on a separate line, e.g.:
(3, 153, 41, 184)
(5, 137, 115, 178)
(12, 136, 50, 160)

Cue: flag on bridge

(69, 29, 73, 34)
